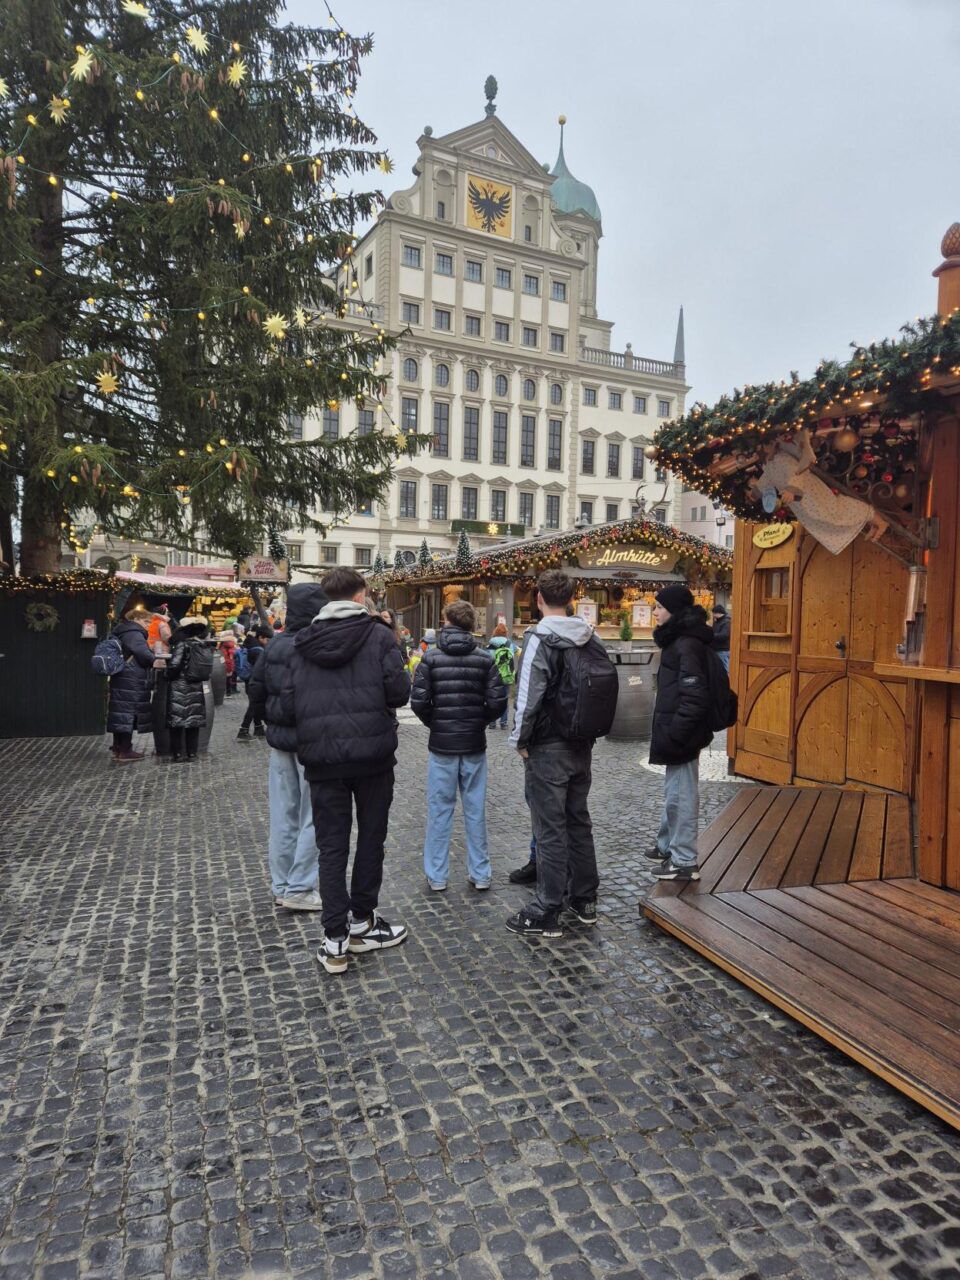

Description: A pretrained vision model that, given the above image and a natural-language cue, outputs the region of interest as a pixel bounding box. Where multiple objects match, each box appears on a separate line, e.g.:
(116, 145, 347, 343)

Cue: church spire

(674, 306, 685, 366)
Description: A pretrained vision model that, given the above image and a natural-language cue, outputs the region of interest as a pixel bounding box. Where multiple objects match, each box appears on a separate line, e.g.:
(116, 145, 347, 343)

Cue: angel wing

(468, 181, 511, 233)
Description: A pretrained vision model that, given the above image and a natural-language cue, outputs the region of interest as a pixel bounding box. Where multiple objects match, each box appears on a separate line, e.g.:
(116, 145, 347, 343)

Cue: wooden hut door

(794, 535, 910, 793)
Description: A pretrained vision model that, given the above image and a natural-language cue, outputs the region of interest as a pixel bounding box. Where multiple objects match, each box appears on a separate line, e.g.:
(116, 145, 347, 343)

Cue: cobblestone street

(1, 699, 959, 1280)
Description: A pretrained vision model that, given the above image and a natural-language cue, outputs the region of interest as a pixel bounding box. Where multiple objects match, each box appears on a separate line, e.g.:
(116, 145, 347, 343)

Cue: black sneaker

(236, 727, 250, 740)
(643, 847, 671, 863)
(253, 724, 266, 738)
(566, 899, 598, 925)
(508, 860, 538, 885)
(505, 908, 562, 938)
(652, 860, 700, 881)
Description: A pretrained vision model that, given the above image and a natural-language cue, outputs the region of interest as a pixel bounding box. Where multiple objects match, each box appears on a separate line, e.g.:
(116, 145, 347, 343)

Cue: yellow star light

(378, 155, 393, 174)
(121, 0, 151, 16)
(395, 432, 408, 452)
(233, 221, 246, 240)
(71, 47, 94, 80)
(263, 312, 288, 341)
(293, 305, 308, 329)
(226, 59, 247, 88)
(49, 95, 70, 125)
(185, 26, 209, 55)
(96, 369, 119, 396)
(0, 76, 11, 101)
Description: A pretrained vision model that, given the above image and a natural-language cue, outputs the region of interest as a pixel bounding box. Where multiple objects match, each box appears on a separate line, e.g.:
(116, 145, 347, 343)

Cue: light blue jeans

(423, 751, 491, 885)
(656, 758, 700, 867)
(268, 748, 318, 897)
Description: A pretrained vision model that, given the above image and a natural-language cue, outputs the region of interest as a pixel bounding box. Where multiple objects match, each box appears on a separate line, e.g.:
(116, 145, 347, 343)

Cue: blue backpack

(91, 636, 127, 677)
(234, 646, 251, 681)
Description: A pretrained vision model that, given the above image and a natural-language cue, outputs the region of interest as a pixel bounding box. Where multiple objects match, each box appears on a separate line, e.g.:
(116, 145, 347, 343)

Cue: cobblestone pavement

(2, 698, 959, 1280)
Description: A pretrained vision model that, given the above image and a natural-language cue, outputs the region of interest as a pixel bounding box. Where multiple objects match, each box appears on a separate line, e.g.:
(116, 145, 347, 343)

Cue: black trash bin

(607, 649, 660, 740)
(210, 650, 226, 707)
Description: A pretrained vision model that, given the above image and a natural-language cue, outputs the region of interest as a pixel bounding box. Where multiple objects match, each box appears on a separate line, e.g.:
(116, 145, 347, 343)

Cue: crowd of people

(102, 568, 734, 973)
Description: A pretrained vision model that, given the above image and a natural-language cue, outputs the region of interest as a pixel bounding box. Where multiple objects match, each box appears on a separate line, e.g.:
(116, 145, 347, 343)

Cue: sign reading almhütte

(573, 545, 678, 573)
(239, 556, 290, 583)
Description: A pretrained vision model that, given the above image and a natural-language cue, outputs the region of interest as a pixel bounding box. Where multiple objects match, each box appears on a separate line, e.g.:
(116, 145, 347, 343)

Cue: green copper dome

(549, 123, 601, 225)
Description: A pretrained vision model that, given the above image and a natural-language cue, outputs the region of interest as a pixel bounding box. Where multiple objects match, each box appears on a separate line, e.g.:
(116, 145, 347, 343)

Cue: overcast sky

(291, 0, 960, 409)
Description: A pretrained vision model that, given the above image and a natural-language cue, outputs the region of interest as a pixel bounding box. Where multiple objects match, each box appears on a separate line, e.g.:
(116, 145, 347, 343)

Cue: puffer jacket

(288, 602, 410, 781)
(650, 606, 714, 766)
(106, 620, 155, 733)
(411, 625, 506, 755)
(711, 612, 731, 653)
(165, 631, 208, 730)
(247, 582, 328, 752)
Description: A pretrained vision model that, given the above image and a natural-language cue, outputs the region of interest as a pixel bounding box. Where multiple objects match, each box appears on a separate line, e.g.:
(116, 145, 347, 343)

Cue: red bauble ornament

(882, 472, 894, 484)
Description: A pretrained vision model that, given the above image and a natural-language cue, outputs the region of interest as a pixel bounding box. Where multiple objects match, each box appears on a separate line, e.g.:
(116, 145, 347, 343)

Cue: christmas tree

(455, 528, 471, 573)
(418, 538, 431, 569)
(372, 550, 385, 577)
(393, 548, 405, 572)
(0, 0, 400, 572)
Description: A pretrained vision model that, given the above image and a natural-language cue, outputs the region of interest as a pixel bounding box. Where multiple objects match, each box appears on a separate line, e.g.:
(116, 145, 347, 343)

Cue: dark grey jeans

(524, 741, 598, 915)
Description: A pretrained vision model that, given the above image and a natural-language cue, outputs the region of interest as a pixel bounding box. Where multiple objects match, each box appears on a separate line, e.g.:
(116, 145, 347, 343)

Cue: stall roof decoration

(653, 311, 960, 519)
(0, 568, 249, 598)
(381, 517, 732, 587)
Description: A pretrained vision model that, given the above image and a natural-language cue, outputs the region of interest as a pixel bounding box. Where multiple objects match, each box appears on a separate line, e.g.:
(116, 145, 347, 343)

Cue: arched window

(465, 369, 480, 393)
(435, 363, 450, 387)
(494, 374, 508, 397)
(523, 378, 536, 401)
(402, 357, 418, 381)
(550, 383, 563, 406)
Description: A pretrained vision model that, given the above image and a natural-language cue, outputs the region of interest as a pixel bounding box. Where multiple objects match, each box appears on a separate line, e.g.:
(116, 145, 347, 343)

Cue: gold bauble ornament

(832, 428, 860, 452)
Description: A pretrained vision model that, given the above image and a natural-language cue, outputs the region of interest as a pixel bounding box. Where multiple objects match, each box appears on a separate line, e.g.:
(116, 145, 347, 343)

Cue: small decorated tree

(418, 538, 431, 569)
(454, 528, 471, 574)
(619, 611, 633, 642)
(393, 548, 405, 572)
(372, 550, 385, 577)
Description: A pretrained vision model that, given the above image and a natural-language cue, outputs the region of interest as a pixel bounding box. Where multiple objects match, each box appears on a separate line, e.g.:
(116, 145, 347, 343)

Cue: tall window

(465, 259, 483, 283)
(609, 391, 623, 411)
(632, 446, 644, 479)
(364, 253, 373, 279)
(520, 415, 536, 467)
(583, 386, 597, 406)
(401, 301, 420, 324)
(431, 483, 448, 521)
(287, 411, 303, 440)
(463, 406, 480, 461)
(634, 394, 647, 414)
(549, 331, 565, 353)
(547, 420, 563, 471)
(435, 362, 450, 387)
(432, 402, 449, 457)
(522, 378, 536, 401)
(434, 308, 451, 331)
(522, 273, 540, 295)
(357, 409, 375, 437)
(356, 498, 373, 516)
(495, 266, 512, 288)
(354, 547, 372, 566)
(465, 369, 480, 393)
(581, 439, 595, 474)
(464, 315, 481, 337)
(322, 407, 340, 440)
(494, 373, 508, 397)
(524, 225, 532, 243)
(461, 486, 478, 520)
(551, 280, 567, 302)
(606, 502, 619, 523)
(320, 545, 339, 565)
(401, 397, 418, 434)
(658, 399, 671, 418)
(522, 326, 538, 347)
(402, 357, 418, 381)
(550, 383, 563, 406)
(435, 251, 453, 276)
(402, 244, 422, 268)
(492, 411, 508, 465)
(494, 321, 510, 342)
(579, 500, 593, 524)
(436, 200, 446, 221)
(545, 494, 561, 529)
(607, 442, 621, 477)
(399, 480, 417, 518)
(491, 489, 506, 522)
(653, 507, 667, 523)
(519, 492, 534, 528)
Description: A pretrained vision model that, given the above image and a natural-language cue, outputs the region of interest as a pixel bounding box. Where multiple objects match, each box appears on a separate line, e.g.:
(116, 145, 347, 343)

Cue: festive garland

(24, 602, 60, 631)
(653, 311, 960, 519)
(383, 516, 732, 588)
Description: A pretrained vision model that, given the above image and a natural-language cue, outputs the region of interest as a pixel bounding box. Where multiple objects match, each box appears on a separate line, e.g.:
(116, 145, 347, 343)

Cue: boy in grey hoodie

(507, 571, 599, 938)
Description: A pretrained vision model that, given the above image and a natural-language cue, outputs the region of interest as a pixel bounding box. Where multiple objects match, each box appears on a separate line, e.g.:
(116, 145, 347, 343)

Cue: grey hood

(534, 614, 594, 648)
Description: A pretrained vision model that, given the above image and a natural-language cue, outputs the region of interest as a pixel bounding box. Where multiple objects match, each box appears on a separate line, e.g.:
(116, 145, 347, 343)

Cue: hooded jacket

(165, 622, 209, 730)
(410, 624, 507, 755)
(509, 614, 595, 752)
(247, 582, 328, 752)
(106, 619, 155, 734)
(711, 611, 731, 652)
(650, 606, 714, 765)
(288, 601, 410, 780)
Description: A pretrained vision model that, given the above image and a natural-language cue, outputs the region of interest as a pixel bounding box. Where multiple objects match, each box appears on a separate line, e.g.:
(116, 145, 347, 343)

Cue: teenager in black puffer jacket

(164, 615, 209, 762)
(646, 585, 714, 883)
(411, 599, 507, 892)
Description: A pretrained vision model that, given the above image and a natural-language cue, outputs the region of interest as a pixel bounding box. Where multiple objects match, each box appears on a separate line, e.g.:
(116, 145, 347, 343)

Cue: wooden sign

(752, 523, 794, 549)
(239, 556, 290, 583)
(575, 545, 678, 573)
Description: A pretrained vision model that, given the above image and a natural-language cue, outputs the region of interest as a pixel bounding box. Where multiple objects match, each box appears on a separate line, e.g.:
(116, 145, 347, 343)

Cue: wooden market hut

(381, 517, 732, 645)
(644, 224, 960, 1129)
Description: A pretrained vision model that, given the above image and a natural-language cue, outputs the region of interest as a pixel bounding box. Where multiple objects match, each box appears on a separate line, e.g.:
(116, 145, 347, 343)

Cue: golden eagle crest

(467, 179, 511, 234)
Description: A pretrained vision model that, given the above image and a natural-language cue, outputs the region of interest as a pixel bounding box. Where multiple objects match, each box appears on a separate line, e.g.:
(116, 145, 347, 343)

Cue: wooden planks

(645, 785, 960, 1131)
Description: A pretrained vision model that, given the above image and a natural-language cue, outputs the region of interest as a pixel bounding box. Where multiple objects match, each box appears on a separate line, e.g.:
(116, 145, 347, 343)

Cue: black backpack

(184, 643, 214, 683)
(702, 645, 738, 731)
(547, 637, 619, 742)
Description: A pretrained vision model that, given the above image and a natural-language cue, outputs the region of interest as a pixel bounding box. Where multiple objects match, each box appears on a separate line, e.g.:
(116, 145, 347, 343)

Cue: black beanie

(655, 585, 694, 615)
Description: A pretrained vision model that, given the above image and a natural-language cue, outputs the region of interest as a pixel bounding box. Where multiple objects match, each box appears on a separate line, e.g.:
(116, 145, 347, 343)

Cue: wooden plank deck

(644, 786, 960, 1130)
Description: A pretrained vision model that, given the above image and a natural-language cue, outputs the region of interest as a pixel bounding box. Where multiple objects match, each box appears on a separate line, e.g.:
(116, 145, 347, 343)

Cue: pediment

(428, 117, 548, 184)
(459, 472, 484, 485)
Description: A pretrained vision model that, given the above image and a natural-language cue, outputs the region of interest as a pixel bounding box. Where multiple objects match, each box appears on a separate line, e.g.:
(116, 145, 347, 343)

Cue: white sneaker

(318, 935, 349, 974)
(281, 889, 323, 912)
(427, 880, 448, 892)
(348, 913, 408, 952)
(467, 876, 491, 891)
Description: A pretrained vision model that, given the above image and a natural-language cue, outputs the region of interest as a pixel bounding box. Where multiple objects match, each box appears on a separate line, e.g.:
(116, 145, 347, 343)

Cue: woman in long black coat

(165, 616, 209, 762)
(107, 607, 156, 763)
